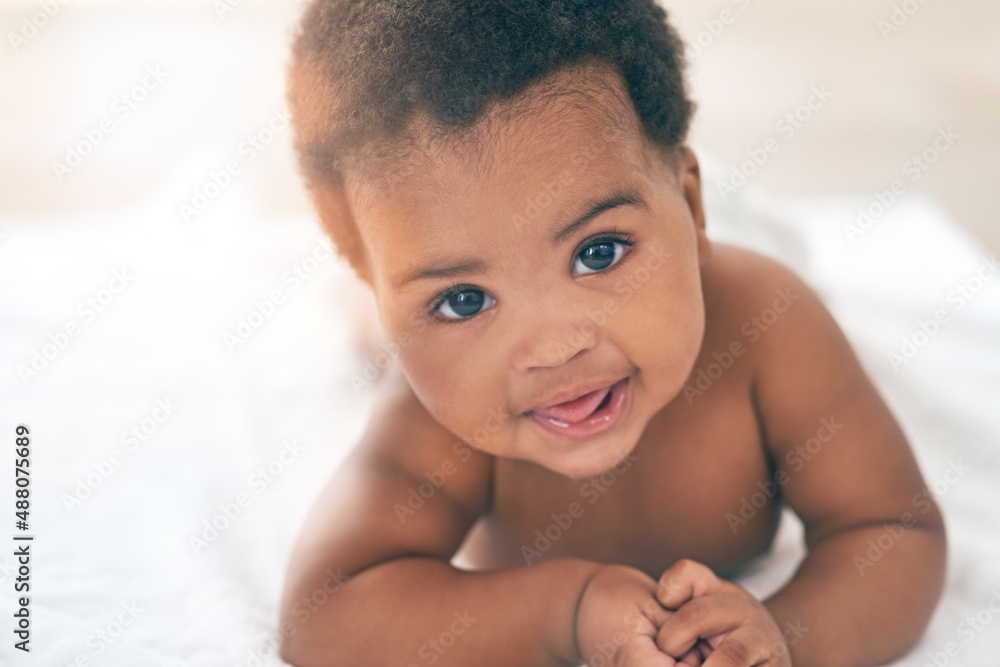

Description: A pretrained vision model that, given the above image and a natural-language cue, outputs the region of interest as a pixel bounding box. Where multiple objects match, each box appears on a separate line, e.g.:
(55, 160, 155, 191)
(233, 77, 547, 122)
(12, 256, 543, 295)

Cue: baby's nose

(512, 314, 599, 372)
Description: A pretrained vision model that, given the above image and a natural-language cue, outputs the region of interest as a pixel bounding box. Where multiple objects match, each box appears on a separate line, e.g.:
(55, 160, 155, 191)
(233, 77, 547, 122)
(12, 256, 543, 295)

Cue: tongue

(532, 385, 611, 423)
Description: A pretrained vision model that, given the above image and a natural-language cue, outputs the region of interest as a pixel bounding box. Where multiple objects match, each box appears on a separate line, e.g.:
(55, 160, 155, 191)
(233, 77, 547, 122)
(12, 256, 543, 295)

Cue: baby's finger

(698, 638, 719, 661)
(655, 594, 746, 657)
(656, 559, 725, 609)
(618, 634, 677, 667)
(624, 599, 671, 637)
(644, 597, 674, 630)
(701, 626, 772, 667)
(684, 636, 725, 665)
(679, 646, 703, 666)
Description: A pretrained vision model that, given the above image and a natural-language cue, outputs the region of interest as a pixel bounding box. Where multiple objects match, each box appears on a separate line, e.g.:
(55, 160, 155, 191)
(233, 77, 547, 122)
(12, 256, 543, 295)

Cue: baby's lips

(529, 385, 611, 423)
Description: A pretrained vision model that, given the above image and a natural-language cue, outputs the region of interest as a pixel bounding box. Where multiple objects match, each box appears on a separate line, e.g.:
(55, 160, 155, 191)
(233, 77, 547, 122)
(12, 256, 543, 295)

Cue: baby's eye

(433, 288, 496, 321)
(429, 234, 632, 322)
(573, 238, 630, 275)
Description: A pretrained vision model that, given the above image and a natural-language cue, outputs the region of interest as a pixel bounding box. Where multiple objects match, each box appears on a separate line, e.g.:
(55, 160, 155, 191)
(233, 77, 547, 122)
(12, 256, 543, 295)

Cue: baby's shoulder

(356, 362, 495, 520)
(700, 243, 813, 318)
(700, 242, 825, 340)
(698, 242, 841, 377)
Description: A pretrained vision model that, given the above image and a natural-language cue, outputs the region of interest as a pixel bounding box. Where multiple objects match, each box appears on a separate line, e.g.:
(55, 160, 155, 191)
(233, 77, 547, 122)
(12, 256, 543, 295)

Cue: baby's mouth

(528, 384, 614, 425)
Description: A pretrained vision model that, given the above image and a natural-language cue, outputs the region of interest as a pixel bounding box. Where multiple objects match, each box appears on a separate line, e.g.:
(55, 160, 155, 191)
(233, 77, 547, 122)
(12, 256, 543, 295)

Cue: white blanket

(0, 152, 997, 666)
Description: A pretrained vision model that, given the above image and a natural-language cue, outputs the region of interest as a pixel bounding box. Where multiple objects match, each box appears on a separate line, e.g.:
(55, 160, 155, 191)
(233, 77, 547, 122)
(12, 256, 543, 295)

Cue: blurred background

(1, 1, 998, 666)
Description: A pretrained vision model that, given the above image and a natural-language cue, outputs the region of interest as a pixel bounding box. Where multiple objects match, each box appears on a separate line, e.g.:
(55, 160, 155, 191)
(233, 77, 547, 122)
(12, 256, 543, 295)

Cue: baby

(277, 1, 947, 665)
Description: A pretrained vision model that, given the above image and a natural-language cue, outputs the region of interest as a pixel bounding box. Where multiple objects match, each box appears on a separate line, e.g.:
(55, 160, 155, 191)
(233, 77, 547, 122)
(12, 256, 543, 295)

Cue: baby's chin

(544, 439, 642, 482)
(513, 421, 645, 482)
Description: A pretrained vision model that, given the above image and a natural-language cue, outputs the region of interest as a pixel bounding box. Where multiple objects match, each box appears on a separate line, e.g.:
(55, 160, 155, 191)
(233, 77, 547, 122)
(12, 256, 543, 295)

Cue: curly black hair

(288, 0, 694, 179)
(286, 0, 695, 282)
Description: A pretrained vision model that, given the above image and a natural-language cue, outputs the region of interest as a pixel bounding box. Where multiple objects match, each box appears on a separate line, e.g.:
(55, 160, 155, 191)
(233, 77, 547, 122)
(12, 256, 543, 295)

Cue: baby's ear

(307, 177, 373, 287)
(672, 146, 711, 267)
(695, 223, 712, 269)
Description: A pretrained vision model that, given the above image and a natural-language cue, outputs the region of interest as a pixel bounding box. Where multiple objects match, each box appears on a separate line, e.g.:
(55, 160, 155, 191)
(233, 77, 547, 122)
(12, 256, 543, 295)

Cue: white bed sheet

(0, 152, 998, 666)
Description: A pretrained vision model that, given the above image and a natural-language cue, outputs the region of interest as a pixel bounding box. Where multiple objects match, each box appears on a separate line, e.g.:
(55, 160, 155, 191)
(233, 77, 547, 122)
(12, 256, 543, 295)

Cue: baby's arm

(741, 252, 947, 664)
(278, 363, 601, 667)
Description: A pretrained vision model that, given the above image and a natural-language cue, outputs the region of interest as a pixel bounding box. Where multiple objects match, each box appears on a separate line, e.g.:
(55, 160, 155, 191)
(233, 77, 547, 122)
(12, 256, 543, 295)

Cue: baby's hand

(575, 564, 677, 666)
(654, 559, 791, 666)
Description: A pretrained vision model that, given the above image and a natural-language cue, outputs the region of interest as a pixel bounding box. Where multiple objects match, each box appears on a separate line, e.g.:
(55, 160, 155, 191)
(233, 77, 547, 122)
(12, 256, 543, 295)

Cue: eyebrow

(393, 186, 646, 292)
(552, 187, 645, 244)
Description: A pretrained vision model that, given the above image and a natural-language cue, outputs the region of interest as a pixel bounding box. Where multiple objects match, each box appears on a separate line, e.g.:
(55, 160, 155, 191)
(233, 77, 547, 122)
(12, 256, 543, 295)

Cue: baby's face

(341, 80, 709, 480)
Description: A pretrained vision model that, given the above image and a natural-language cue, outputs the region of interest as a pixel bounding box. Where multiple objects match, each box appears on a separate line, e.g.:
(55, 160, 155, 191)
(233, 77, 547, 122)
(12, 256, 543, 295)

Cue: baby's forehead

(350, 102, 648, 207)
(351, 139, 658, 288)
(342, 62, 646, 179)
